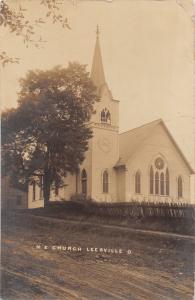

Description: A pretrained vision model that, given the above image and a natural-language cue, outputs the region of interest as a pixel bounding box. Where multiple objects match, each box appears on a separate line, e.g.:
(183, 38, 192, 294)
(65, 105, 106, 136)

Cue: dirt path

(1, 212, 194, 300)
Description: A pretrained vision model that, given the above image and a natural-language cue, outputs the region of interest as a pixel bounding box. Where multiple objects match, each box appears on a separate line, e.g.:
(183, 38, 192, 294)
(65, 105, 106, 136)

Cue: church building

(28, 30, 194, 208)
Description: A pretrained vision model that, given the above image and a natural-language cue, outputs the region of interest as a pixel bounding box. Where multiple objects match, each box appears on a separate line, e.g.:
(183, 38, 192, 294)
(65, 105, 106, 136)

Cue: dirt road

(1, 212, 194, 299)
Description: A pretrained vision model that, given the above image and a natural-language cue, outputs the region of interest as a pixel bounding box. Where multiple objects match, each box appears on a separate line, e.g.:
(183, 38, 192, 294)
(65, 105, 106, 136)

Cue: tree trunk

(43, 171, 51, 208)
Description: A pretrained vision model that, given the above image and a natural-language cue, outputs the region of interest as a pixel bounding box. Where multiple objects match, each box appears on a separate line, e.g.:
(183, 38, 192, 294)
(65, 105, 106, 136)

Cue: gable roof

(115, 119, 194, 173)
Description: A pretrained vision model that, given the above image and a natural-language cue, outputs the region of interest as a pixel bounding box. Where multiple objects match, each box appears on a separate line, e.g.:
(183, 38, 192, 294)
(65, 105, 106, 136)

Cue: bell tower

(90, 26, 119, 129)
(79, 26, 119, 202)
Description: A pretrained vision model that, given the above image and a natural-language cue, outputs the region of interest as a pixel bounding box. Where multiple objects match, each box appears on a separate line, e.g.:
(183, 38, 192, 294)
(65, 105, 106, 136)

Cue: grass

(18, 200, 195, 236)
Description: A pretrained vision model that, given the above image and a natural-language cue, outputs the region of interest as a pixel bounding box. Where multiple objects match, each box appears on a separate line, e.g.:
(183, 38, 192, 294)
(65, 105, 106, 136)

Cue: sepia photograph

(1, 0, 195, 299)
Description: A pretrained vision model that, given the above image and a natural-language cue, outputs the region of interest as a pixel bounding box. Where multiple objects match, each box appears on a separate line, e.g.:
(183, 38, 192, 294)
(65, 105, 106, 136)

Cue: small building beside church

(28, 30, 194, 208)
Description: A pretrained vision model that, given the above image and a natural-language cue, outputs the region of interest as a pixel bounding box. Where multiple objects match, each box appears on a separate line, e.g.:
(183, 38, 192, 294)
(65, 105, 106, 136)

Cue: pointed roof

(115, 119, 194, 173)
(91, 26, 106, 90)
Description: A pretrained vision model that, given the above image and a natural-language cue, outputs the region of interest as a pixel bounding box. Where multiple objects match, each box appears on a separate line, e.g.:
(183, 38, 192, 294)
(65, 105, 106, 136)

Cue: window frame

(150, 166, 154, 194)
(100, 108, 111, 124)
(135, 171, 141, 194)
(102, 170, 109, 194)
(178, 176, 183, 198)
(149, 157, 169, 197)
(155, 171, 159, 195)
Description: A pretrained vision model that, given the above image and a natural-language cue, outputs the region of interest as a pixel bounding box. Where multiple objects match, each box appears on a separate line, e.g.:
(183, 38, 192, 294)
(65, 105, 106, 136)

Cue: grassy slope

(27, 201, 195, 236)
(1, 210, 195, 300)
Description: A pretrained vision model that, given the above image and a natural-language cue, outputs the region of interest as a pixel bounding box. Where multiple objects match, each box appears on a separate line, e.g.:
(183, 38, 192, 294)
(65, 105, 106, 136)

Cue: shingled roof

(115, 119, 194, 174)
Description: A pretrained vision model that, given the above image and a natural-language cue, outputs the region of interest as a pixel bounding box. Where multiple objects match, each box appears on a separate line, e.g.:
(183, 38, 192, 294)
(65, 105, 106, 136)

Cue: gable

(117, 119, 194, 174)
(154, 122, 194, 174)
(116, 119, 161, 167)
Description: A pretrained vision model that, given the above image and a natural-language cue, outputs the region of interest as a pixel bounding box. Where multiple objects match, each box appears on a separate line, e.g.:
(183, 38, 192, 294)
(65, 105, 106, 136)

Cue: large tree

(2, 62, 99, 206)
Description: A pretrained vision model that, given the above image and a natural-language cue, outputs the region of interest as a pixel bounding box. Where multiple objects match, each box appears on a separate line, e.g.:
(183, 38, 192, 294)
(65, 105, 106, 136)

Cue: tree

(2, 62, 99, 206)
(0, 0, 72, 66)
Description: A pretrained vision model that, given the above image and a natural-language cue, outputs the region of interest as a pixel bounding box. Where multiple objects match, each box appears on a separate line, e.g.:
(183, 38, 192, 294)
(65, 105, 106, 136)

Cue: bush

(70, 193, 94, 204)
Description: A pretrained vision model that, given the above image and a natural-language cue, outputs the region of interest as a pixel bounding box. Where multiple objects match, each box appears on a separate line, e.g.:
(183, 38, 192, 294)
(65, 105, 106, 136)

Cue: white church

(29, 30, 194, 208)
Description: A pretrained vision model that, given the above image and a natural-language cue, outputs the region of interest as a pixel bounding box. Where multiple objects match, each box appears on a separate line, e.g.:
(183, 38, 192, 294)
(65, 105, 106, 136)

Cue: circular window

(155, 157, 164, 170)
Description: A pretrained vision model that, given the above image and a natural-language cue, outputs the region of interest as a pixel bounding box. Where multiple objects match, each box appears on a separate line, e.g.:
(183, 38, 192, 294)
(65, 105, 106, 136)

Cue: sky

(1, 0, 194, 168)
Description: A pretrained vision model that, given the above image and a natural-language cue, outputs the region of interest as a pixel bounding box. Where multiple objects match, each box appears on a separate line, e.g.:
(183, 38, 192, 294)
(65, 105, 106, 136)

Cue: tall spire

(91, 25, 106, 90)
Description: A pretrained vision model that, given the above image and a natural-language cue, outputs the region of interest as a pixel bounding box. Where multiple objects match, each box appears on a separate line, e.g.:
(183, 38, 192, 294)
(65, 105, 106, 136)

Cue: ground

(1, 210, 195, 300)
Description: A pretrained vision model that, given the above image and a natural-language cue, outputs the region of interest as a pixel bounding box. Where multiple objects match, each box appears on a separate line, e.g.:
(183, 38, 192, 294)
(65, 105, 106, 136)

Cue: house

(28, 29, 194, 208)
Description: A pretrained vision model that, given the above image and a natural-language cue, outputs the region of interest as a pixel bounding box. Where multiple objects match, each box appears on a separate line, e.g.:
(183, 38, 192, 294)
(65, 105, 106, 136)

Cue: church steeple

(91, 25, 106, 90)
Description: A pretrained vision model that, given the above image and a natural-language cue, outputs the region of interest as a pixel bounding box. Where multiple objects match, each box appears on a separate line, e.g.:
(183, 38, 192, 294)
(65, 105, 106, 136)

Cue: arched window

(155, 172, 159, 195)
(101, 109, 106, 122)
(39, 176, 43, 199)
(135, 171, 141, 194)
(165, 168, 169, 196)
(55, 183, 59, 196)
(32, 181, 36, 201)
(81, 169, 87, 195)
(178, 176, 183, 198)
(106, 111, 111, 123)
(101, 108, 111, 124)
(150, 166, 154, 194)
(150, 157, 170, 196)
(103, 170, 109, 193)
(160, 173, 164, 195)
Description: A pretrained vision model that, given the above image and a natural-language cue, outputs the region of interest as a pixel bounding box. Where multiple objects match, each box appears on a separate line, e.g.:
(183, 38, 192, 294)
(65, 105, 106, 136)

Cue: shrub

(70, 193, 94, 204)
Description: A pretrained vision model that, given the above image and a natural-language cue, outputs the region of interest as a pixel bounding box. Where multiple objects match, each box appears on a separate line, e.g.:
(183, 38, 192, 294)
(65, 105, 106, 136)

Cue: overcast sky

(1, 0, 194, 167)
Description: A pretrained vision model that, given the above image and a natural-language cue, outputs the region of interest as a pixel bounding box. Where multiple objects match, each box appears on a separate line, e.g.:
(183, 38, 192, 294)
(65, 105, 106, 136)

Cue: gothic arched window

(103, 170, 109, 193)
(106, 110, 111, 123)
(165, 168, 169, 196)
(150, 157, 169, 196)
(101, 109, 106, 122)
(178, 176, 183, 198)
(150, 166, 154, 194)
(135, 171, 141, 194)
(101, 108, 111, 124)
(155, 172, 159, 195)
(160, 172, 164, 195)
(81, 169, 87, 195)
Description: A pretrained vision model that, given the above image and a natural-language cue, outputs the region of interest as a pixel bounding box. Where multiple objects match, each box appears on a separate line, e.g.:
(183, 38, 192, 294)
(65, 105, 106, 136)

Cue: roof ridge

(119, 119, 162, 136)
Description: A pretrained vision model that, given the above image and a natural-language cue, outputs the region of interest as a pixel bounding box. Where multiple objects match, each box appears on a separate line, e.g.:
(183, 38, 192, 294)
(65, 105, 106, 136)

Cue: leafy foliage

(0, 51, 20, 67)
(0, 0, 71, 66)
(2, 62, 99, 205)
